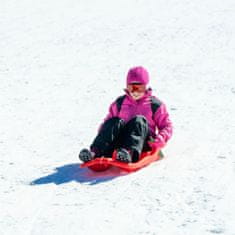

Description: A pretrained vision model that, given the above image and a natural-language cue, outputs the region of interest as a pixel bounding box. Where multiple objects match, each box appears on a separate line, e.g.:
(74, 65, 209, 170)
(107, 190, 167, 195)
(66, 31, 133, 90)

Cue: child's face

(129, 91, 145, 100)
(127, 83, 146, 100)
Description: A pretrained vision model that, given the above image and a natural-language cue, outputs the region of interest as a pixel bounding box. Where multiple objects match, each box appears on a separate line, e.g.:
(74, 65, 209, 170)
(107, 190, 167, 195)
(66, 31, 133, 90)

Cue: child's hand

(148, 136, 165, 149)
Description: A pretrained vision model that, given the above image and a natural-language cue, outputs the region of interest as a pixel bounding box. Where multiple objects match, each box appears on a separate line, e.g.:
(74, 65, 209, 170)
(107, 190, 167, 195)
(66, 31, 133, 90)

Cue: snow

(1, 0, 235, 234)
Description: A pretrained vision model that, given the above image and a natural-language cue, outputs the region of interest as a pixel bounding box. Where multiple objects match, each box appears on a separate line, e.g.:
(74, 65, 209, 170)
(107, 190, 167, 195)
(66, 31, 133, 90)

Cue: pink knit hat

(126, 66, 149, 85)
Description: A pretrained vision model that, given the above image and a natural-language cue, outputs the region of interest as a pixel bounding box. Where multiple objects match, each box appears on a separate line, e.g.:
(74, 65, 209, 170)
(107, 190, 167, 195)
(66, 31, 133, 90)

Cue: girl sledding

(79, 66, 173, 171)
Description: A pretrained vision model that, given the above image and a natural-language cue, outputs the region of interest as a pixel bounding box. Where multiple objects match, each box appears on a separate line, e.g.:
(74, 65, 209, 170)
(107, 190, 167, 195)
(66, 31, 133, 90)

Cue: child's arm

(151, 103, 173, 148)
(97, 101, 119, 132)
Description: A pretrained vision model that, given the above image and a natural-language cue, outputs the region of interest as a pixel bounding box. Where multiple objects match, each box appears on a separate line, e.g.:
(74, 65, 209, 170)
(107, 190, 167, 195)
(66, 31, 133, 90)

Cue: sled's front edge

(80, 147, 163, 172)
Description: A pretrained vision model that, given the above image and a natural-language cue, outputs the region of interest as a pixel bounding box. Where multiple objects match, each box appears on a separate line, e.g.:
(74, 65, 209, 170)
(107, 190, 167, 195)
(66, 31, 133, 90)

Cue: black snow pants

(90, 115, 151, 162)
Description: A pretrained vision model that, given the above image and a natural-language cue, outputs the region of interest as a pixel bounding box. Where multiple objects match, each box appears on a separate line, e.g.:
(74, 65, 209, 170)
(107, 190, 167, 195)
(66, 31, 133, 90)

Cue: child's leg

(90, 117, 125, 157)
(120, 115, 149, 162)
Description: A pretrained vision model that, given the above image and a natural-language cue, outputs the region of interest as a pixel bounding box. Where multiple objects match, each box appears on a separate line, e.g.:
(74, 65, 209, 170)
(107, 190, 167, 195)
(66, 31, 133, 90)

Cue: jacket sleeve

(98, 101, 119, 132)
(152, 103, 173, 146)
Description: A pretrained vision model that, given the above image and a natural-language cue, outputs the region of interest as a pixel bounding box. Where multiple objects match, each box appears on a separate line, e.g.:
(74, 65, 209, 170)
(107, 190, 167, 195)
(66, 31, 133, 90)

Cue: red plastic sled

(80, 147, 164, 172)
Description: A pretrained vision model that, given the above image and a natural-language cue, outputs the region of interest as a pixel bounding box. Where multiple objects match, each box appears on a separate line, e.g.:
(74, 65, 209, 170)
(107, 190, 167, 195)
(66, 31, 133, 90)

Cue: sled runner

(80, 147, 164, 172)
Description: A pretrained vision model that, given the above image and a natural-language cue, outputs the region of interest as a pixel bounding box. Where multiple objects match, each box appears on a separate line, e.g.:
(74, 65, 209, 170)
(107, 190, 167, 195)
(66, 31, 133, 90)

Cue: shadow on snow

(30, 163, 128, 186)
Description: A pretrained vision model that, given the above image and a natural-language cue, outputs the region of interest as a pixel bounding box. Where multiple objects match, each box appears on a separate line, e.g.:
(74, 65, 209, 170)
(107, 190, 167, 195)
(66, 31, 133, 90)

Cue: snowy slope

(1, 0, 235, 234)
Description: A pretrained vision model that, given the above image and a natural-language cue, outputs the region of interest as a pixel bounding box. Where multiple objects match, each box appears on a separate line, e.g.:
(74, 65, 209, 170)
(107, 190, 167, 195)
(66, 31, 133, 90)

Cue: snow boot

(79, 148, 95, 162)
(116, 148, 132, 163)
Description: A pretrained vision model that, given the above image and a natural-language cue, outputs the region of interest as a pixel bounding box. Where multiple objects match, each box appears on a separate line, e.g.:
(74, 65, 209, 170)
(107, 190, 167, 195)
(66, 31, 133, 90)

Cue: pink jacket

(101, 89, 173, 147)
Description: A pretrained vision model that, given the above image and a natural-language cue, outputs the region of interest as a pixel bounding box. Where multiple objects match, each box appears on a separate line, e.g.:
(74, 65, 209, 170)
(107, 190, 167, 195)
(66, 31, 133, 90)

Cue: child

(79, 66, 173, 163)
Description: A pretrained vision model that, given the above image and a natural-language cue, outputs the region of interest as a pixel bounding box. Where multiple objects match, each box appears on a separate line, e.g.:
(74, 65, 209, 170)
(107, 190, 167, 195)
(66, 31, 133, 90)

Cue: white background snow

(1, 0, 235, 234)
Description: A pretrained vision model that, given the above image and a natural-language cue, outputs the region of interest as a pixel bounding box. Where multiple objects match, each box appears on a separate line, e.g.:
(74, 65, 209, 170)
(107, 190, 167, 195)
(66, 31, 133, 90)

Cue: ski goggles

(127, 83, 146, 93)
